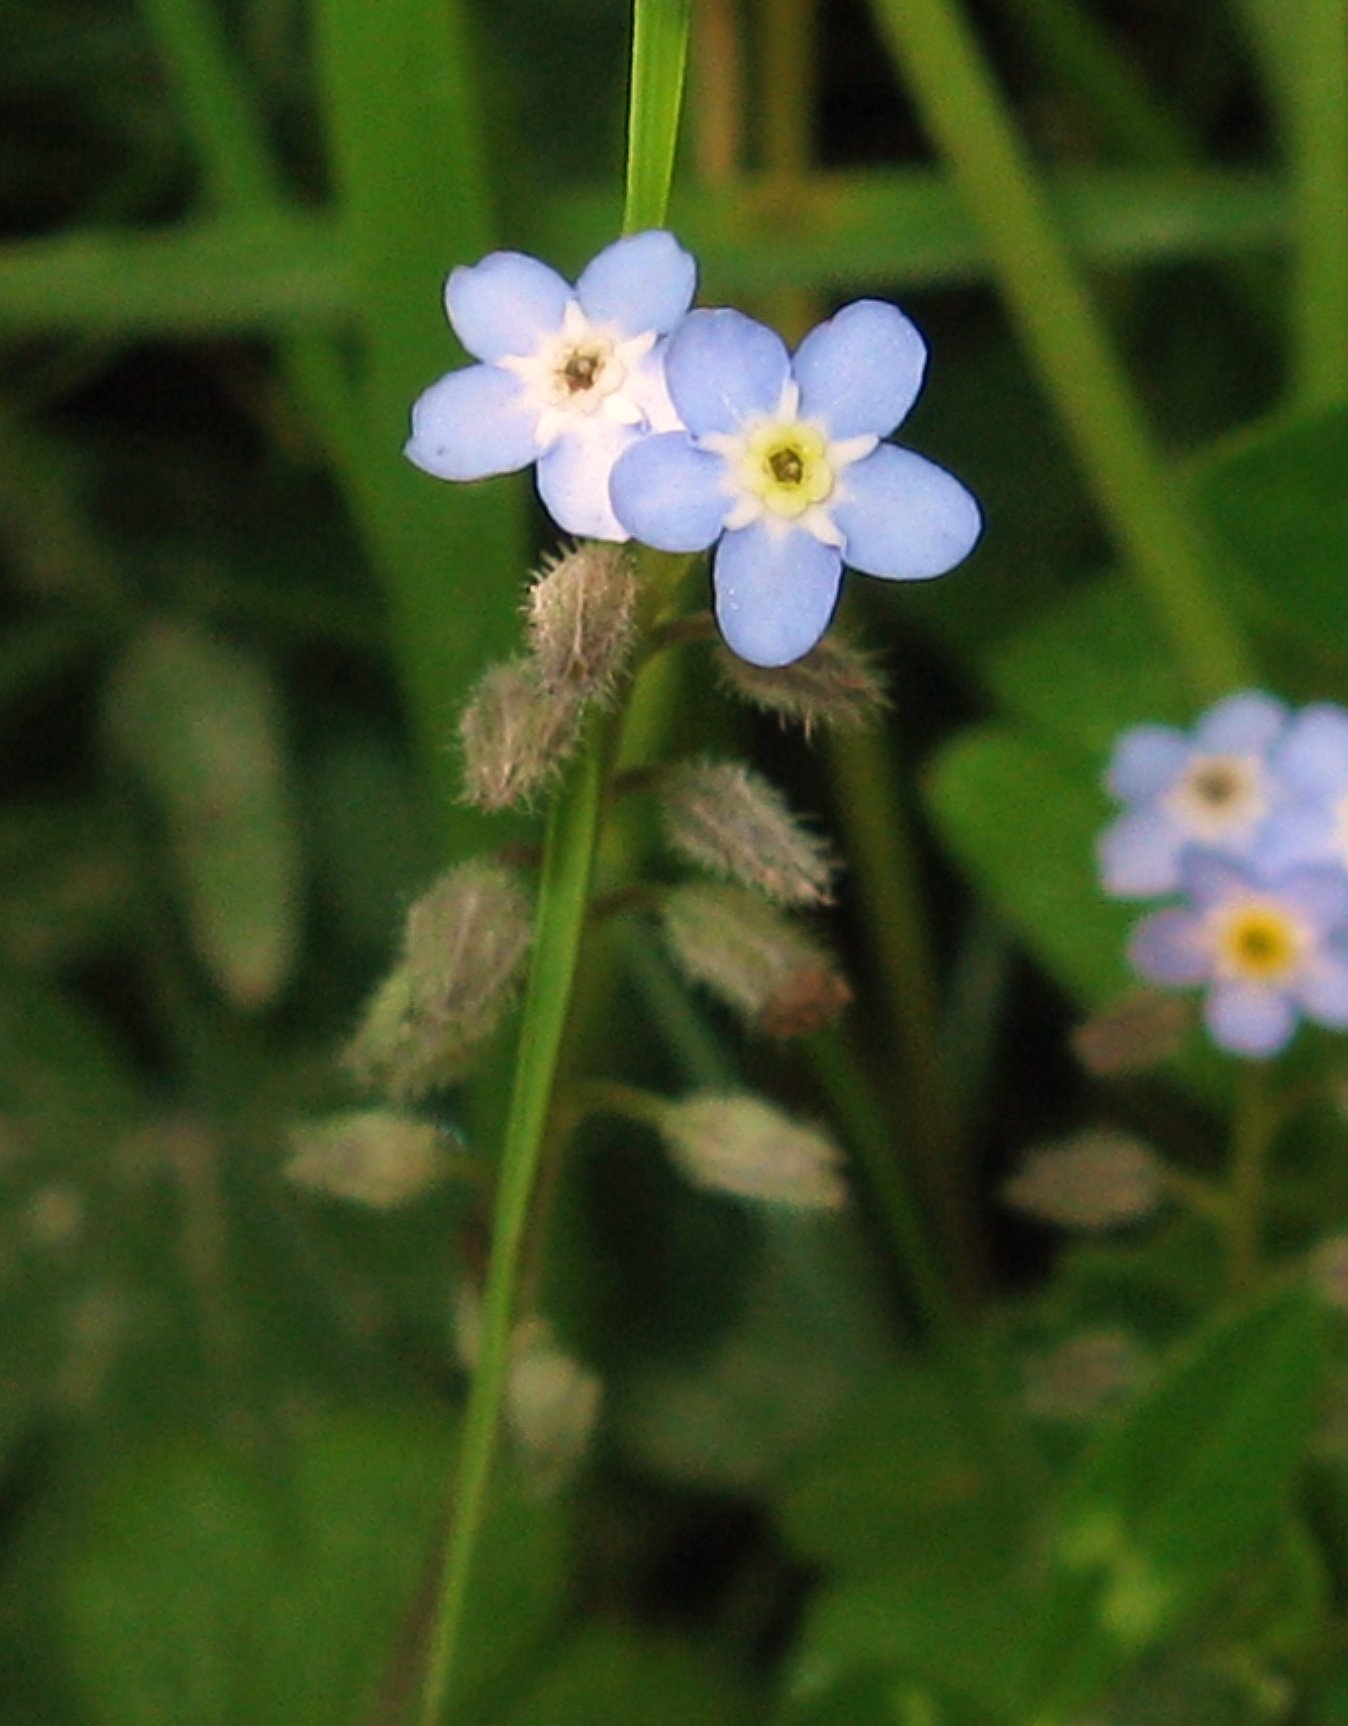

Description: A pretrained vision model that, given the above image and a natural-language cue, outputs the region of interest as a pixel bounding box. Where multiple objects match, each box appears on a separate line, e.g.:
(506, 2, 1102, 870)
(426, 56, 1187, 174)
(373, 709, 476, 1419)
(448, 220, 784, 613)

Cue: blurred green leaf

(924, 724, 1130, 1006)
(1024, 1287, 1330, 1720)
(504, 1624, 752, 1726)
(106, 618, 303, 1010)
(55, 1408, 569, 1726)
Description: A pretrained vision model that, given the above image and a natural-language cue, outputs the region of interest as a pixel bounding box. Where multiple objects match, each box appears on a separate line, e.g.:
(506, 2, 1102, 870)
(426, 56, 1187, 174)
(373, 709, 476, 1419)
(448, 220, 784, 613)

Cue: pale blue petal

(1097, 808, 1183, 897)
(446, 252, 570, 362)
(1179, 848, 1250, 908)
(577, 231, 697, 337)
(666, 310, 792, 435)
(1273, 864, 1348, 934)
(1194, 690, 1287, 755)
(1256, 804, 1339, 873)
(405, 365, 538, 480)
(1276, 703, 1348, 796)
(1205, 983, 1296, 1057)
(536, 420, 636, 541)
(833, 445, 982, 580)
(1128, 907, 1209, 985)
(1106, 726, 1187, 801)
(1298, 948, 1348, 1026)
(794, 301, 928, 439)
(608, 433, 727, 551)
(713, 524, 843, 668)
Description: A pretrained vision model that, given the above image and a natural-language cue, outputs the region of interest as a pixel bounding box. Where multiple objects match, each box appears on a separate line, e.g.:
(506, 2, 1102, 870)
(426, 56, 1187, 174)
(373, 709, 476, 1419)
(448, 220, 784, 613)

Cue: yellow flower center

(738, 422, 835, 520)
(1213, 901, 1304, 983)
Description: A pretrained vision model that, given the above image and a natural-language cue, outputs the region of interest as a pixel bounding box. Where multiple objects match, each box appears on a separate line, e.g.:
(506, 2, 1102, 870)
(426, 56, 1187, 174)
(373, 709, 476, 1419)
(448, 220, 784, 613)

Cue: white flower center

(1163, 751, 1266, 842)
(701, 383, 877, 545)
(501, 300, 657, 448)
(1204, 896, 1309, 985)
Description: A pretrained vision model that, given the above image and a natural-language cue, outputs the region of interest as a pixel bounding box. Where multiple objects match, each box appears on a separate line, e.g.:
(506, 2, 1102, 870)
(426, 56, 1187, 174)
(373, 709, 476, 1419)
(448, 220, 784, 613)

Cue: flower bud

(660, 884, 850, 1037)
(285, 1110, 454, 1208)
(344, 860, 532, 1100)
(714, 634, 889, 736)
(1002, 1129, 1162, 1231)
(659, 1092, 847, 1209)
(525, 541, 637, 703)
(459, 658, 583, 811)
(1022, 1329, 1148, 1422)
(661, 759, 837, 906)
(1071, 990, 1192, 1076)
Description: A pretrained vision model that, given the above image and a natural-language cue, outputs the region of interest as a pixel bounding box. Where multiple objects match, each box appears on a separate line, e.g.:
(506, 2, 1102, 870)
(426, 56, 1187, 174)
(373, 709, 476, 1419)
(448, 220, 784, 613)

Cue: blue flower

(1128, 850, 1348, 1057)
(606, 303, 982, 667)
(1257, 703, 1348, 874)
(1098, 691, 1289, 898)
(405, 231, 696, 541)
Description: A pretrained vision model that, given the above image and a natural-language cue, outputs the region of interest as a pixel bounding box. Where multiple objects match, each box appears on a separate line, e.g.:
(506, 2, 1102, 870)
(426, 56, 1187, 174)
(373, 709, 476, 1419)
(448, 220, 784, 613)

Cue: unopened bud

(285, 1110, 454, 1207)
(526, 542, 637, 703)
(1022, 1329, 1148, 1422)
(1071, 990, 1191, 1076)
(659, 1092, 847, 1208)
(1002, 1129, 1162, 1231)
(715, 634, 889, 736)
(344, 861, 532, 1100)
(661, 884, 850, 1037)
(661, 759, 837, 905)
(459, 658, 583, 811)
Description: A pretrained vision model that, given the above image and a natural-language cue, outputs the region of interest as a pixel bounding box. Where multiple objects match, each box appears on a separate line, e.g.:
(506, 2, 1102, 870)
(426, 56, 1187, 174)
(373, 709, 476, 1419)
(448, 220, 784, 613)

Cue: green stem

(866, 0, 1255, 702)
(1226, 1062, 1280, 1293)
(1288, 0, 1348, 406)
(417, 734, 606, 1726)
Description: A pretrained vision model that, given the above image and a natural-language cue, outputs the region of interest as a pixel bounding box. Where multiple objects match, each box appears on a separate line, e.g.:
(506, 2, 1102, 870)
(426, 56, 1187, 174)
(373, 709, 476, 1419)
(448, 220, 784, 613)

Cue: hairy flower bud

(1002, 1129, 1162, 1231)
(660, 883, 850, 1037)
(714, 634, 889, 736)
(459, 658, 583, 811)
(1071, 990, 1192, 1076)
(344, 860, 532, 1100)
(526, 541, 637, 703)
(285, 1110, 455, 1208)
(1022, 1329, 1148, 1422)
(661, 759, 837, 905)
(659, 1092, 847, 1208)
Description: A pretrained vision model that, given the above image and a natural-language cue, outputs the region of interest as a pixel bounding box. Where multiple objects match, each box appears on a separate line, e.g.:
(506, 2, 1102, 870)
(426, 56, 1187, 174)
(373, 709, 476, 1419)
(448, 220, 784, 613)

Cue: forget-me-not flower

(607, 303, 982, 667)
(406, 231, 696, 541)
(1257, 703, 1348, 874)
(1128, 849, 1348, 1057)
(1098, 691, 1289, 898)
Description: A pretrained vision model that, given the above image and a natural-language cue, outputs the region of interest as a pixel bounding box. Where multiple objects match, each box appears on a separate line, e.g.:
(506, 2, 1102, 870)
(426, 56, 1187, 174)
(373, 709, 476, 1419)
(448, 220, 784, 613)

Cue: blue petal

(794, 301, 928, 439)
(576, 231, 697, 337)
(536, 420, 636, 541)
(666, 310, 792, 436)
(1275, 703, 1348, 796)
(608, 433, 727, 551)
(1272, 864, 1348, 935)
(446, 252, 570, 362)
(1298, 946, 1348, 1025)
(833, 445, 981, 580)
(405, 365, 539, 480)
(1256, 803, 1339, 873)
(1128, 907, 1208, 985)
(1178, 848, 1250, 909)
(1205, 982, 1295, 1057)
(713, 524, 843, 668)
(1106, 726, 1186, 801)
(1194, 689, 1287, 754)
(1097, 808, 1183, 897)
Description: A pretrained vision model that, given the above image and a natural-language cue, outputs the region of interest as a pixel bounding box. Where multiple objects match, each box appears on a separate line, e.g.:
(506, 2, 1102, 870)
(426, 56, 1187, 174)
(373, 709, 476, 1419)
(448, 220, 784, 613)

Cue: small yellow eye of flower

(1165, 752, 1266, 840)
(1191, 762, 1241, 807)
(560, 346, 605, 395)
(1215, 903, 1302, 982)
(740, 423, 834, 520)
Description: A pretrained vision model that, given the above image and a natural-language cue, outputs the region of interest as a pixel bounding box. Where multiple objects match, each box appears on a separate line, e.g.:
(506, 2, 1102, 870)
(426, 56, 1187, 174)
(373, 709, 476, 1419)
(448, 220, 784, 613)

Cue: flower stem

(624, 0, 694, 233)
(1288, 0, 1348, 406)
(1226, 1062, 1280, 1294)
(417, 730, 606, 1726)
(866, 0, 1255, 703)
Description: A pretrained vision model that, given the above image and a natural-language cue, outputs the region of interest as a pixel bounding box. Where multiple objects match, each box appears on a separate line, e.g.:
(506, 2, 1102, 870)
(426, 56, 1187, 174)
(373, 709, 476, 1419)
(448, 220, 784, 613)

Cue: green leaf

(1197, 402, 1348, 661)
(106, 619, 303, 1010)
(504, 1625, 752, 1726)
(1024, 1287, 1331, 1720)
(55, 1410, 569, 1726)
(624, 0, 693, 232)
(923, 724, 1131, 1006)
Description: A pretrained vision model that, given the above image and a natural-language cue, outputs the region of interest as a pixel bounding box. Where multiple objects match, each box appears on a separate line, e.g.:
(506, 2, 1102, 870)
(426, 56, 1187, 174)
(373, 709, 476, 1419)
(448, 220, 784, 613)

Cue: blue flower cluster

(406, 232, 981, 667)
(1099, 692, 1348, 1057)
